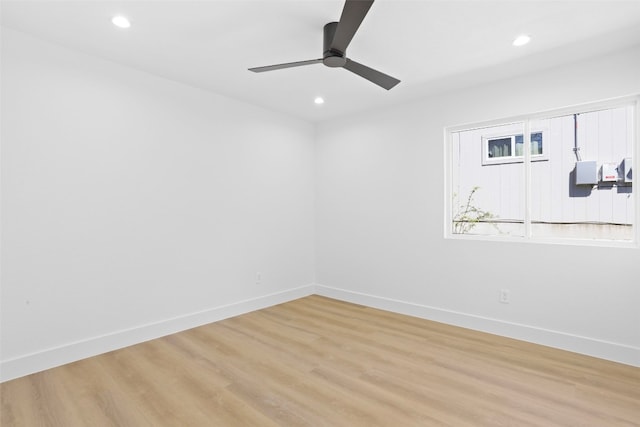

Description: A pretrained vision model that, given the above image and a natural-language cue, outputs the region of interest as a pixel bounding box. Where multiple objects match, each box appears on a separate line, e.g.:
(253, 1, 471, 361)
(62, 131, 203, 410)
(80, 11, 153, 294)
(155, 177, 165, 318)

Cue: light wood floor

(2, 295, 639, 426)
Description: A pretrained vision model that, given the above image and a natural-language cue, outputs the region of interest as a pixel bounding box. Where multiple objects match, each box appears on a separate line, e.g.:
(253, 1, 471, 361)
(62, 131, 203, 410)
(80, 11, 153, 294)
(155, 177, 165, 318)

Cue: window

(483, 132, 546, 165)
(487, 137, 512, 158)
(446, 97, 638, 246)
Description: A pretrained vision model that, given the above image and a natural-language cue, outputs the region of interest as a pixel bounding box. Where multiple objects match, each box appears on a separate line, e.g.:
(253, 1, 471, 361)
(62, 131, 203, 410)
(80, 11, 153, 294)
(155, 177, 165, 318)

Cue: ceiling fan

(249, 0, 400, 90)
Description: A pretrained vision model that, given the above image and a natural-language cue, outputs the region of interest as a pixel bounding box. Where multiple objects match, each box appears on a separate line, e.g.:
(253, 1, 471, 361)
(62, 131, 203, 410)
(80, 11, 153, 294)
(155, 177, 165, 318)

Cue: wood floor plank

(2, 295, 639, 426)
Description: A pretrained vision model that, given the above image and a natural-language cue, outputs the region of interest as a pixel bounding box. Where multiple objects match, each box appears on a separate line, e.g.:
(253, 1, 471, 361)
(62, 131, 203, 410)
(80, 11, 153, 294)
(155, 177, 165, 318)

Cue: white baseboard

(3, 282, 637, 382)
(315, 284, 640, 367)
(0, 284, 315, 382)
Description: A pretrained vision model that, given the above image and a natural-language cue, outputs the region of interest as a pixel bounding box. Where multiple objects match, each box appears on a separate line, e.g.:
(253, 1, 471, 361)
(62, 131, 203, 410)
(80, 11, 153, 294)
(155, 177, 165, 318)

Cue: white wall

(0, 28, 315, 380)
(315, 45, 640, 366)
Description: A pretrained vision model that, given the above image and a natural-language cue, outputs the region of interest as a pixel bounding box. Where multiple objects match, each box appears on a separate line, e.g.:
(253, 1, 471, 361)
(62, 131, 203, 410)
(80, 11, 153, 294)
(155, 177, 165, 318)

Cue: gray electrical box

(575, 160, 598, 185)
(621, 157, 633, 183)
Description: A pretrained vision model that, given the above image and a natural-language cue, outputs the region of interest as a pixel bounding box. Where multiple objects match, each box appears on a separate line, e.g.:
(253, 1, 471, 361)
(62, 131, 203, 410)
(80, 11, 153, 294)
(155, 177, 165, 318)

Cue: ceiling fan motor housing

(323, 22, 347, 67)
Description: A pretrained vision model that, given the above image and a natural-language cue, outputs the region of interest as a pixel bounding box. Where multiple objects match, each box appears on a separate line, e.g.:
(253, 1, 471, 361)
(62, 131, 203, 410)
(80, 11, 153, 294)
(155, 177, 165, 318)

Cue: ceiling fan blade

(249, 59, 323, 73)
(343, 58, 400, 90)
(330, 0, 374, 54)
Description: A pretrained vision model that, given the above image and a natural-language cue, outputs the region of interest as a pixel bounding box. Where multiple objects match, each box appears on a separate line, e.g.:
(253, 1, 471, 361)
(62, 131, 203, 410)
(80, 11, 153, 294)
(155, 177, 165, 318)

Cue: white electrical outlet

(499, 289, 510, 304)
(256, 272, 262, 285)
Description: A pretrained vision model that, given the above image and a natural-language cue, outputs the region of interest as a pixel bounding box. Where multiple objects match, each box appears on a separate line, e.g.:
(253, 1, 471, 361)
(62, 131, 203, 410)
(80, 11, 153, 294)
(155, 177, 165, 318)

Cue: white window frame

(482, 130, 548, 165)
(444, 95, 639, 248)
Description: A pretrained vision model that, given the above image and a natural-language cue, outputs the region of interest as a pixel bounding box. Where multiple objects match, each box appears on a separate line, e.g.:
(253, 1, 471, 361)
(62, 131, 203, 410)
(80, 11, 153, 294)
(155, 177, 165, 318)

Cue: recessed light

(513, 34, 531, 47)
(112, 15, 131, 29)
(314, 97, 324, 105)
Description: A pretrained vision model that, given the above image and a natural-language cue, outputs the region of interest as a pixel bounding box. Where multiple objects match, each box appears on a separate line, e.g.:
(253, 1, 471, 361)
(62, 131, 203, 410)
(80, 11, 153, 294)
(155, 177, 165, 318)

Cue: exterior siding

(452, 106, 633, 234)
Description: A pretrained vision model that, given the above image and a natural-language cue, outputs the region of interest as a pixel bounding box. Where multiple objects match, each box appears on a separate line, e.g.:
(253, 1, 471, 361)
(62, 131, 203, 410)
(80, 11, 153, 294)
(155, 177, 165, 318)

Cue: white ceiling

(2, 0, 640, 122)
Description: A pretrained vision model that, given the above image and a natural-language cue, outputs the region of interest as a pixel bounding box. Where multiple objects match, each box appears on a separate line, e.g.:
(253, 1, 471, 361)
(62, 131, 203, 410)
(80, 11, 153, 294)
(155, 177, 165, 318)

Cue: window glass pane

(488, 137, 511, 158)
(515, 133, 543, 156)
(529, 107, 634, 241)
(514, 135, 523, 156)
(531, 132, 543, 155)
(452, 123, 525, 237)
